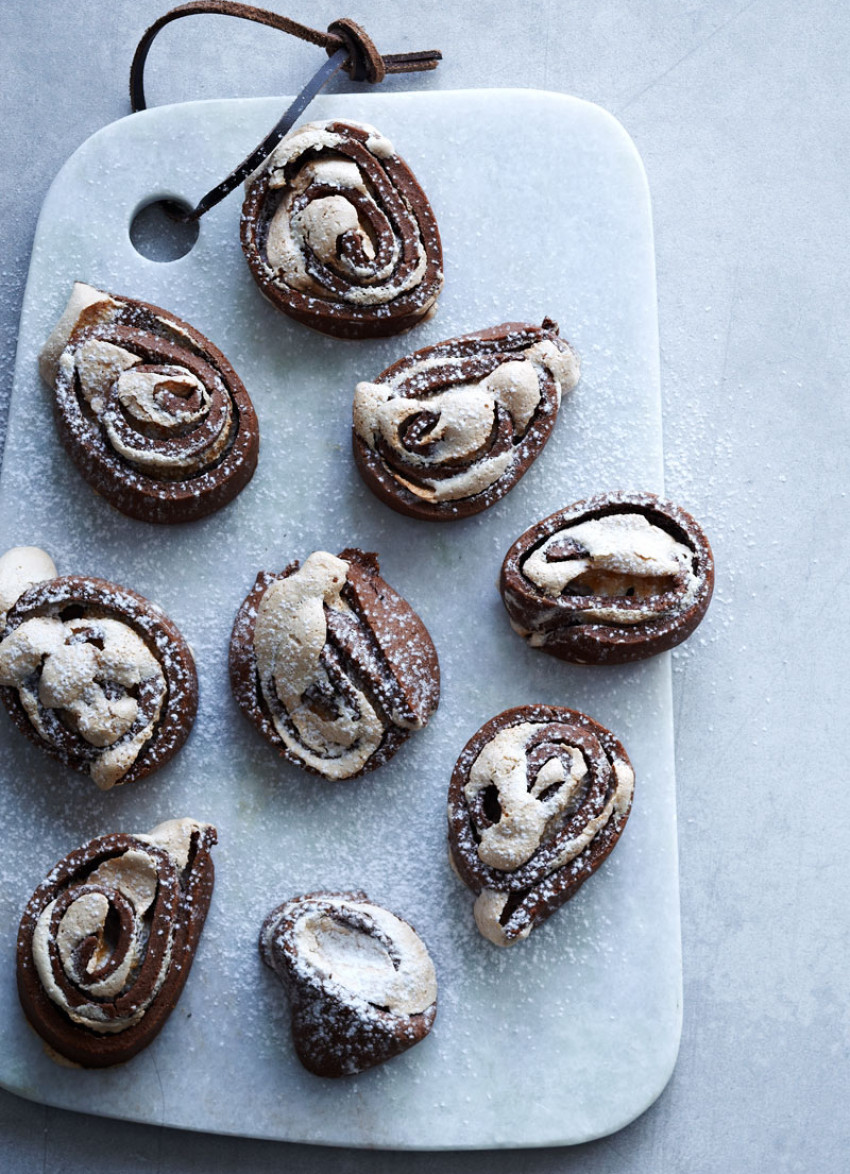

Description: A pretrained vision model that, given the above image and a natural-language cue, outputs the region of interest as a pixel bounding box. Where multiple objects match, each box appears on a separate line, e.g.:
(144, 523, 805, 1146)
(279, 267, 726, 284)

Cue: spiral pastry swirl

(353, 320, 580, 520)
(230, 548, 440, 780)
(39, 283, 259, 523)
(260, 890, 437, 1077)
(16, 818, 216, 1067)
(500, 492, 715, 664)
(241, 120, 443, 338)
(0, 559, 198, 789)
(448, 706, 634, 947)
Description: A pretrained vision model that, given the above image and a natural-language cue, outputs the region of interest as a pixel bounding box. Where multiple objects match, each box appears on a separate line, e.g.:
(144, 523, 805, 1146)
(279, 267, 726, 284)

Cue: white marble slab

(0, 90, 679, 1148)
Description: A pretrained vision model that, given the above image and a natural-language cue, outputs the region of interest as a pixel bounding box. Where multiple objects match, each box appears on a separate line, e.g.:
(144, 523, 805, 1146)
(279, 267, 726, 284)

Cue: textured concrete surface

(1, 2, 848, 1170)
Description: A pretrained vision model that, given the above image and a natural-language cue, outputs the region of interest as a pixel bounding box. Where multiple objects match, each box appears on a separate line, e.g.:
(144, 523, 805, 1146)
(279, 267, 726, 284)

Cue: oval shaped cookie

(353, 319, 580, 520)
(0, 550, 197, 789)
(260, 890, 437, 1077)
(447, 706, 634, 947)
(500, 492, 714, 664)
(39, 283, 259, 524)
(241, 120, 443, 339)
(17, 818, 216, 1067)
(229, 548, 440, 779)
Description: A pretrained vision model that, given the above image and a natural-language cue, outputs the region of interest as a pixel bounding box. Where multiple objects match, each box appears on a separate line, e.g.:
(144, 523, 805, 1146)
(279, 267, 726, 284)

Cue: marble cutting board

(0, 89, 680, 1149)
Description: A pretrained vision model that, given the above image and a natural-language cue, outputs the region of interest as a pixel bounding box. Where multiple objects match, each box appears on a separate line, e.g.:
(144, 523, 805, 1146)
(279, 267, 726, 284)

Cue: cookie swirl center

(354, 338, 578, 504)
(33, 843, 172, 1033)
(69, 332, 235, 481)
(261, 122, 430, 309)
(291, 900, 436, 1016)
(523, 512, 699, 621)
(253, 552, 384, 779)
(0, 615, 166, 789)
(28, 821, 211, 1038)
(465, 722, 590, 870)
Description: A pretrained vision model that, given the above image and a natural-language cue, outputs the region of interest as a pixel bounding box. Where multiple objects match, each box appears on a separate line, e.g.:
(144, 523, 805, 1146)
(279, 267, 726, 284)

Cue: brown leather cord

(129, 2, 441, 221)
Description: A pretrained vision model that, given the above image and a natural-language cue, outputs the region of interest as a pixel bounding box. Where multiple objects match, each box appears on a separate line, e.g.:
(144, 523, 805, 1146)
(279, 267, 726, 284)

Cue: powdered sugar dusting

(0, 92, 680, 1147)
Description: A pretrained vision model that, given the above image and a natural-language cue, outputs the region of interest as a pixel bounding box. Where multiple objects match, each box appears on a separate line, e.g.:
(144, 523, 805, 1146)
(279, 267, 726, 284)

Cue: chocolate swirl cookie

(0, 547, 197, 789)
(16, 818, 216, 1068)
(241, 120, 443, 339)
(230, 548, 439, 780)
(353, 320, 580, 520)
(39, 283, 259, 523)
(260, 890, 437, 1077)
(500, 492, 715, 664)
(448, 706, 634, 947)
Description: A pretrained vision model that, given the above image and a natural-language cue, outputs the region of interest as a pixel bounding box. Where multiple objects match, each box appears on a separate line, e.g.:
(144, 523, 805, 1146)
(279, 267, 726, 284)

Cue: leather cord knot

(327, 18, 385, 84)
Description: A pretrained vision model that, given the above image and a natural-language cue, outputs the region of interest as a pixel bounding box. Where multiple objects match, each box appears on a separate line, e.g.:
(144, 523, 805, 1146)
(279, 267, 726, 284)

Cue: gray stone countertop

(0, 2, 847, 1171)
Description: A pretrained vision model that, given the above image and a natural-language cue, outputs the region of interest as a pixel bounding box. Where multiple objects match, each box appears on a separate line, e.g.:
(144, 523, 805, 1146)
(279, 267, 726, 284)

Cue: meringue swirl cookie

(353, 319, 580, 520)
(16, 818, 216, 1068)
(447, 706, 634, 947)
(39, 282, 259, 523)
(259, 890, 437, 1077)
(500, 492, 715, 664)
(229, 548, 440, 780)
(0, 549, 197, 789)
(241, 120, 443, 339)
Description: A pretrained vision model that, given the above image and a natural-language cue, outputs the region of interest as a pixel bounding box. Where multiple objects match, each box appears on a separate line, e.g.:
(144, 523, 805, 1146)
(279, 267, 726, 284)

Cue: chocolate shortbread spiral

(230, 548, 439, 780)
(260, 890, 437, 1077)
(17, 818, 216, 1068)
(39, 283, 259, 523)
(500, 493, 715, 664)
(241, 120, 443, 338)
(0, 547, 197, 789)
(448, 706, 634, 946)
(353, 320, 580, 520)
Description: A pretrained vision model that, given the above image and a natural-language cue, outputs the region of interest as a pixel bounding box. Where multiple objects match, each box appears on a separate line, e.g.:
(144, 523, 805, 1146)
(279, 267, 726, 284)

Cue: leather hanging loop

(130, 3, 440, 114)
(326, 18, 385, 84)
(130, 2, 338, 114)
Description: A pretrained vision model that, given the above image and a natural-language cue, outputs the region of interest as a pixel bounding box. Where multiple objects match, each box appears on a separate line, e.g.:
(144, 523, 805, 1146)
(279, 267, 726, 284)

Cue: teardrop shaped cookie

(241, 120, 443, 338)
(0, 547, 197, 789)
(17, 818, 216, 1067)
(500, 492, 714, 663)
(260, 890, 437, 1077)
(353, 319, 580, 520)
(447, 706, 634, 946)
(230, 548, 440, 779)
(40, 283, 259, 523)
